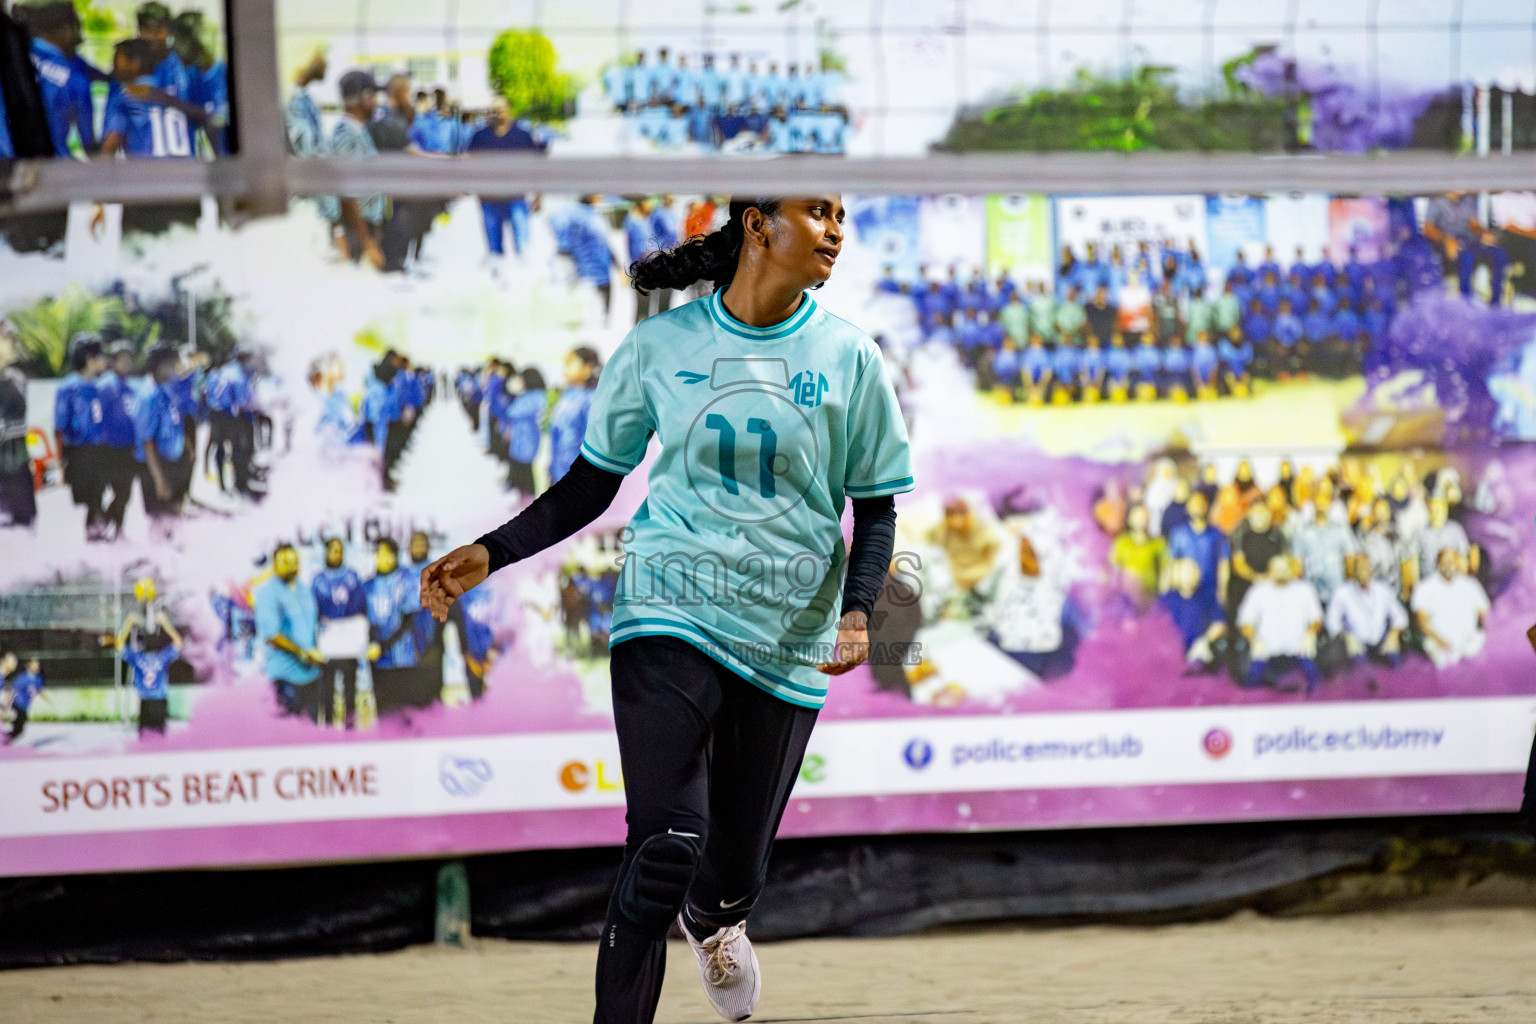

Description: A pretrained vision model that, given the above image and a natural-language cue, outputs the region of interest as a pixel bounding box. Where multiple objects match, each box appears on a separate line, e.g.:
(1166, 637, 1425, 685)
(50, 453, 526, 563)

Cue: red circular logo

(1203, 728, 1233, 759)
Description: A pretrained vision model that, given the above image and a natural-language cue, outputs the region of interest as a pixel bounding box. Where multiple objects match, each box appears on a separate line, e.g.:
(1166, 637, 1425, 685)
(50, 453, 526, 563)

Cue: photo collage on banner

(4, 182, 1536, 875)
(264, 0, 1536, 162)
(6, 0, 229, 161)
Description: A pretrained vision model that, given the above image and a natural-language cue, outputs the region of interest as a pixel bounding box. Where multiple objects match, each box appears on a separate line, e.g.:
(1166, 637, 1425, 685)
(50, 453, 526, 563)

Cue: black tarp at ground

(2, 815, 1533, 968)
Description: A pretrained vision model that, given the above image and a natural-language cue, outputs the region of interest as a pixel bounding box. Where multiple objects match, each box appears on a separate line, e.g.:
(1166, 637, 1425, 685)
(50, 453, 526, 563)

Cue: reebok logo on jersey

(674, 370, 708, 384)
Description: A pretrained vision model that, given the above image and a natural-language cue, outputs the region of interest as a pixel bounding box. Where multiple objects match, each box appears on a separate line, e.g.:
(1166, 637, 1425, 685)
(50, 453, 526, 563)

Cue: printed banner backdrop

(848, 195, 923, 284)
(918, 195, 987, 277)
(985, 195, 1053, 282)
(1054, 194, 1209, 272)
(3, 186, 1536, 877)
(1329, 198, 1394, 264)
(267, 0, 1536, 159)
(1263, 193, 1334, 274)
(1205, 195, 1267, 277)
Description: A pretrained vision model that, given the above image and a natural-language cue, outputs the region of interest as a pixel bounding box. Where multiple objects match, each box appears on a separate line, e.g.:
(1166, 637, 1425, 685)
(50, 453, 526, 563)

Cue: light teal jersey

(582, 289, 915, 708)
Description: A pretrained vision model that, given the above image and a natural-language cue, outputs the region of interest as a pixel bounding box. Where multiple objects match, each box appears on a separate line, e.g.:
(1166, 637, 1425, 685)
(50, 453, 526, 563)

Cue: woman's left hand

(816, 611, 870, 675)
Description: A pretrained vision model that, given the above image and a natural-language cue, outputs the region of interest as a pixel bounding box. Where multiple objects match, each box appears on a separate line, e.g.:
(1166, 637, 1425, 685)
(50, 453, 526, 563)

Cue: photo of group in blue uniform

(237, 528, 507, 728)
(48, 336, 268, 543)
(16, 0, 228, 160)
(601, 47, 848, 153)
(455, 344, 598, 501)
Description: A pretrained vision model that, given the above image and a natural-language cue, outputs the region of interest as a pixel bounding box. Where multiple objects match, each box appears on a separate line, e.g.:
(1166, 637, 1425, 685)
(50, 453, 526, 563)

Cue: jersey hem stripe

(580, 441, 638, 475)
(610, 626, 829, 709)
(610, 616, 831, 699)
(615, 624, 832, 710)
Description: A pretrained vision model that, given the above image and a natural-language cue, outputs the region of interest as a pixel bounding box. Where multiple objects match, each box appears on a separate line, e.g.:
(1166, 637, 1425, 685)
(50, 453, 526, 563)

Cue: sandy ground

(5, 907, 1536, 1024)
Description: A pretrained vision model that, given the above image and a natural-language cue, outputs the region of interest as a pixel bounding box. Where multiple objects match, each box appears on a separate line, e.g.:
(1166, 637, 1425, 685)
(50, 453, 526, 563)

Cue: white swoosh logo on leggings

(718, 895, 750, 910)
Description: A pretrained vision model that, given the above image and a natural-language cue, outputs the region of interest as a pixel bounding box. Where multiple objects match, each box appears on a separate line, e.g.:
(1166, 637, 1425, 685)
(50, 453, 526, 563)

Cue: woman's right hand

(420, 544, 490, 622)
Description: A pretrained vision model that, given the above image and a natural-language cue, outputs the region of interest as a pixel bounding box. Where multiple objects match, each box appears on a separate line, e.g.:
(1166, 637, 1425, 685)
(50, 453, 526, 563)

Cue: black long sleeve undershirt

(474, 456, 899, 622)
(476, 456, 624, 572)
(841, 494, 897, 620)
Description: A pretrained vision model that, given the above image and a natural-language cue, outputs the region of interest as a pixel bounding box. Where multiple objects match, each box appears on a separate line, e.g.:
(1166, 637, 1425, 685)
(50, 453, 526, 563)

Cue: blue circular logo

(903, 738, 933, 770)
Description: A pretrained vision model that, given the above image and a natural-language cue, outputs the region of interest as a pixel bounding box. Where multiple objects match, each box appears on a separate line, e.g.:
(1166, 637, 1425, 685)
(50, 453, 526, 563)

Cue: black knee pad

(617, 832, 701, 931)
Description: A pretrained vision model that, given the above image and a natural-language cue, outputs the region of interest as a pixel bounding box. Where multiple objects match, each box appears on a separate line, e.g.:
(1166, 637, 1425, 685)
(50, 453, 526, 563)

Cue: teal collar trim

(708, 290, 817, 341)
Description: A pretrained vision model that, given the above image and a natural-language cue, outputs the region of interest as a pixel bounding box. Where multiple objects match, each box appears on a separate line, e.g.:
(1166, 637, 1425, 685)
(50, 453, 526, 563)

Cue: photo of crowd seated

(600, 48, 849, 154)
(7, 1, 228, 159)
(875, 192, 1532, 408)
(1098, 453, 1498, 693)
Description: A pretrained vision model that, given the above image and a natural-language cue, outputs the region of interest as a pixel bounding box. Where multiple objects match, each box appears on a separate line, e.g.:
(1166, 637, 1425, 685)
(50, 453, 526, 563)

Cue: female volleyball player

(421, 196, 913, 1024)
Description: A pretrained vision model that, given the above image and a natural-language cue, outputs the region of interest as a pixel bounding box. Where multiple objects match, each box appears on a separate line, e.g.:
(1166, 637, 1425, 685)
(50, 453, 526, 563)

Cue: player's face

(763, 196, 843, 289)
(410, 535, 429, 563)
(325, 540, 344, 568)
(377, 546, 397, 575)
(112, 51, 140, 81)
(274, 548, 299, 581)
(140, 22, 169, 53)
(61, 16, 83, 51)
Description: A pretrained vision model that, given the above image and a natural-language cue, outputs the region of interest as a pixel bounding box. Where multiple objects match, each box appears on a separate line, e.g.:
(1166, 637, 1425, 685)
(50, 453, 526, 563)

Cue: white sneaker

(679, 913, 761, 1022)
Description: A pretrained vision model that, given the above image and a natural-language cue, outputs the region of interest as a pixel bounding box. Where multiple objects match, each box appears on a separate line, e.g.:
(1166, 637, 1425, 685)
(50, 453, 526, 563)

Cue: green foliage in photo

(487, 29, 576, 122)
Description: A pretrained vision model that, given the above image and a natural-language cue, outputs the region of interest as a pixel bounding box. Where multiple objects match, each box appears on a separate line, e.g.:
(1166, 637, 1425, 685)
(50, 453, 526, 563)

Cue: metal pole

(227, 0, 288, 218)
(1477, 84, 1491, 156)
(113, 571, 123, 728)
(1504, 91, 1515, 155)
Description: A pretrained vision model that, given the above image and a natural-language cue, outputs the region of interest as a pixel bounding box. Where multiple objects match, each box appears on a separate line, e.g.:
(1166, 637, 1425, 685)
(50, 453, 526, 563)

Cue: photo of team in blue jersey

(887, 239, 1400, 405)
(600, 48, 848, 154)
(12, 1, 228, 160)
(308, 349, 436, 493)
(453, 345, 601, 501)
(44, 335, 269, 543)
(211, 528, 510, 728)
(0, 572, 193, 749)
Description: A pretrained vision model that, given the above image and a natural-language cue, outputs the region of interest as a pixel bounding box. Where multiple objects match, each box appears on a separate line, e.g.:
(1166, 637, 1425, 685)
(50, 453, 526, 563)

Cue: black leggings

(595, 634, 818, 1024)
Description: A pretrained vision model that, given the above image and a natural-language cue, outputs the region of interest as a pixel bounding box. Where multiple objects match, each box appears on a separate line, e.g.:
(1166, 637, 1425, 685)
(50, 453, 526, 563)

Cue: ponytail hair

(628, 197, 783, 296)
